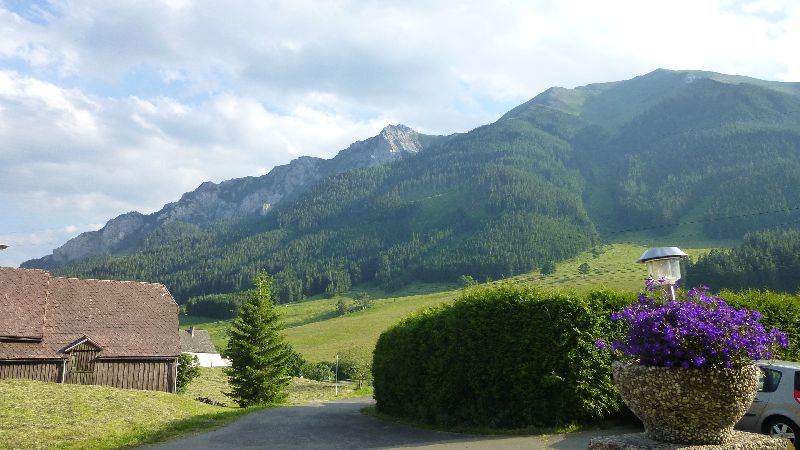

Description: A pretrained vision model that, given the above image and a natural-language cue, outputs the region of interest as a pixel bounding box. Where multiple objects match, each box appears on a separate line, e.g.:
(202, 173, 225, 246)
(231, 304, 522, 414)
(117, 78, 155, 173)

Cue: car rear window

(795, 370, 800, 390)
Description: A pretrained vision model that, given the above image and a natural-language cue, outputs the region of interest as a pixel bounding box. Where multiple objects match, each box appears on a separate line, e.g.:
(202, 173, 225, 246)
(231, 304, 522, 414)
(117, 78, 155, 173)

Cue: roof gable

(62, 335, 104, 353)
(0, 268, 49, 339)
(180, 329, 217, 353)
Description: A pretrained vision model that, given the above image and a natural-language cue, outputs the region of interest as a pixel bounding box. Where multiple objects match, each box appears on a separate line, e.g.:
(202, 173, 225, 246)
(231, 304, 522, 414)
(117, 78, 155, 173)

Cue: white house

(180, 327, 230, 368)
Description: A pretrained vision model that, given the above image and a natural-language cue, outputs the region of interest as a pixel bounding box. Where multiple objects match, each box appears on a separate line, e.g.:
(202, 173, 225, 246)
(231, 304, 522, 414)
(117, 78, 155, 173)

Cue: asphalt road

(141, 397, 638, 450)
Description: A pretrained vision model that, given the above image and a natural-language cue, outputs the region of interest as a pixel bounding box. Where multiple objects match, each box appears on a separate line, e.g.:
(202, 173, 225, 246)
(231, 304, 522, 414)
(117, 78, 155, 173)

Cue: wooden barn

(0, 268, 180, 393)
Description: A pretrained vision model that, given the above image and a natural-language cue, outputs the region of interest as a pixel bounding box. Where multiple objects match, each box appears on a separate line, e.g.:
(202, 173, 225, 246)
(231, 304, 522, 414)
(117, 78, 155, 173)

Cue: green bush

(337, 350, 373, 389)
(373, 283, 800, 429)
(372, 283, 633, 428)
(287, 348, 336, 381)
(722, 289, 800, 361)
(176, 353, 200, 394)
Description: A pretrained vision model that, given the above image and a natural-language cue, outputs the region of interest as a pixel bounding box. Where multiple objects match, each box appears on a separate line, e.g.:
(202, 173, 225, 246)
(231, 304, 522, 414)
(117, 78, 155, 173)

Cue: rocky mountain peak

(378, 124, 423, 154)
(329, 124, 423, 172)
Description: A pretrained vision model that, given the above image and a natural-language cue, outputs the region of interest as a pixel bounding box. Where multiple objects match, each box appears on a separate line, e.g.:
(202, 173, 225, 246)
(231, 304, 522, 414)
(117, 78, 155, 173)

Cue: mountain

(26, 124, 441, 268)
(23, 69, 800, 302)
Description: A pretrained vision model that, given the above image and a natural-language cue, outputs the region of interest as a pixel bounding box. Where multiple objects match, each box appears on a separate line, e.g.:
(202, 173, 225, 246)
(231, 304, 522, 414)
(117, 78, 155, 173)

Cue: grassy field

(181, 242, 731, 362)
(181, 367, 368, 407)
(0, 369, 367, 450)
(0, 378, 246, 450)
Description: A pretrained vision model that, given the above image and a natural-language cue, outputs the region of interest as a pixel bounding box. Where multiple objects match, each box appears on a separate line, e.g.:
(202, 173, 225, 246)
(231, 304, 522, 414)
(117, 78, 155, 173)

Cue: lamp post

(637, 247, 688, 301)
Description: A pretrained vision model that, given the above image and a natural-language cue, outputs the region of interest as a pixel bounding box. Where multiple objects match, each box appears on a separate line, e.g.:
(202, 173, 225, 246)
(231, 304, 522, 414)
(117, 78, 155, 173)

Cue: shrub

(373, 283, 633, 428)
(287, 348, 335, 381)
(372, 283, 800, 429)
(722, 289, 800, 362)
(176, 353, 200, 394)
(337, 350, 373, 389)
(304, 361, 335, 382)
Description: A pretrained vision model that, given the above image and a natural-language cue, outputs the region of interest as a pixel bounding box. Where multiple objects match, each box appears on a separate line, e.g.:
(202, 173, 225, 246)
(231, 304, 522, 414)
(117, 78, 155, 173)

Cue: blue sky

(1, 0, 799, 267)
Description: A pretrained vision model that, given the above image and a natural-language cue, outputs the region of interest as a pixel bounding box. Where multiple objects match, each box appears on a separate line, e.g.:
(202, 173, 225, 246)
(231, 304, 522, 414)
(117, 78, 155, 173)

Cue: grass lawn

(0, 369, 369, 450)
(0, 379, 247, 450)
(181, 367, 369, 407)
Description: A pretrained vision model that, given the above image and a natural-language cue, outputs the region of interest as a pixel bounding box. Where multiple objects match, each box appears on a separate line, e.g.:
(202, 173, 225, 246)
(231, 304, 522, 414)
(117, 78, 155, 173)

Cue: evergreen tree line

(686, 228, 800, 293)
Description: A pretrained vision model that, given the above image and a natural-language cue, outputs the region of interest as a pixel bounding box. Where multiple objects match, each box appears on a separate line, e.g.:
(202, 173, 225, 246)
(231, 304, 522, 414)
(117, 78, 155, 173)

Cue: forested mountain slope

(24, 69, 800, 302)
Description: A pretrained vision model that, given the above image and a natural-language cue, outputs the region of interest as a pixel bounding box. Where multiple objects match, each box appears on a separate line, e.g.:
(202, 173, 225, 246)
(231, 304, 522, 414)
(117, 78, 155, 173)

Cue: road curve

(140, 397, 636, 450)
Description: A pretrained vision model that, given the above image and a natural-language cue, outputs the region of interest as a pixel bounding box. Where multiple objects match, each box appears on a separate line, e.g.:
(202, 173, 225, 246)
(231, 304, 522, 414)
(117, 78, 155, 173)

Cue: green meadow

(182, 242, 727, 362)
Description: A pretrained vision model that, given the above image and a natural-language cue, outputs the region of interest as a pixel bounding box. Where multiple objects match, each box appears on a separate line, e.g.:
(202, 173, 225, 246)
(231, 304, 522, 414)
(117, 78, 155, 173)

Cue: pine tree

(225, 272, 291, 407)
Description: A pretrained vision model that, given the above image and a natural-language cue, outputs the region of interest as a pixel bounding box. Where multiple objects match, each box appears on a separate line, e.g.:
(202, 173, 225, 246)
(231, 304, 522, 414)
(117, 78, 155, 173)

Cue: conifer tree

(225, 272, 291, 407)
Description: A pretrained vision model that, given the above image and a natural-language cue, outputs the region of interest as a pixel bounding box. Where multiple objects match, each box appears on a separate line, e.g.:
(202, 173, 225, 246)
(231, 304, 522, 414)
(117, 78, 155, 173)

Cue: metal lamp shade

(637, 247, 688, 285)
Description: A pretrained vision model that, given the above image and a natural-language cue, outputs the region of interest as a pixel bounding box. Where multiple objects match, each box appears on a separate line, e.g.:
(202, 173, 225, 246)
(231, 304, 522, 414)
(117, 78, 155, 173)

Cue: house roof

(0, 268, 49, 339)
(180, 329, 217, 353)
(0, 268, 179, 359)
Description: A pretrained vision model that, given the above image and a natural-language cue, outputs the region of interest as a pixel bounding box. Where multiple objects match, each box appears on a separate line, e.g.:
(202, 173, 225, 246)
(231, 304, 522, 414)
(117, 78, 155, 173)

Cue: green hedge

(373, 284, 800, 429)
(372, 284, 633, 428)
(723, 289, 800, 362)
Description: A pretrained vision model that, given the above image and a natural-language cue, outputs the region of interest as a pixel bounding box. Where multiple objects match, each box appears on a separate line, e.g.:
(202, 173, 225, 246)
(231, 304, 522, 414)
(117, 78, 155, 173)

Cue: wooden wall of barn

(94, 359, 177, 393)
(0, 361, 61, 382)
(0, 358, 177, 393)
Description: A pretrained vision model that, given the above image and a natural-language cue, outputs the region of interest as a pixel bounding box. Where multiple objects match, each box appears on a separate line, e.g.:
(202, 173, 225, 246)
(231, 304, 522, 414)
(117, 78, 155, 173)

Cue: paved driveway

(141, 397, 638, 450)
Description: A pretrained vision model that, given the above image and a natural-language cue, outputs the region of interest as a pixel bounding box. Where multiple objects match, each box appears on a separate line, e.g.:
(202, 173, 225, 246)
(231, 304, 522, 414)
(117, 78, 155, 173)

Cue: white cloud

(0, 69, 395, 265)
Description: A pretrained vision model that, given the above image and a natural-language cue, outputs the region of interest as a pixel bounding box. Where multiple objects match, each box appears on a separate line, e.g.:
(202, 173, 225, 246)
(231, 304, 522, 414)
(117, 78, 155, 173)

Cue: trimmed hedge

(373, 284, 800, 429)
(373, 284, 633, 428)
(723, 289, 800, 362)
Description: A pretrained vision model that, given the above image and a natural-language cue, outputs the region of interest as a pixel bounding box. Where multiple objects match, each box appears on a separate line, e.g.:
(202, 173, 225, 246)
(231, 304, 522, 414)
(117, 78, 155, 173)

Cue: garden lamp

(637, 247, 688, 301)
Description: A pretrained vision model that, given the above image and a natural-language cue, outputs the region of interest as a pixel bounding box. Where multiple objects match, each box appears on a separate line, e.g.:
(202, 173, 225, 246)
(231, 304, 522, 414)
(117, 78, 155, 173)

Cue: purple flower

(597, 283, 789, 368)
(595, 339, 608, 349)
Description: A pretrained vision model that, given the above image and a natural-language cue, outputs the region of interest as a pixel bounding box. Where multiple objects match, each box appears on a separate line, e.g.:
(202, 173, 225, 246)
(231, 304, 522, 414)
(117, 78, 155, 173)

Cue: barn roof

(0, 268, 49, 340)
(180, 328, 217, 354)
(0, 268, 179, 359)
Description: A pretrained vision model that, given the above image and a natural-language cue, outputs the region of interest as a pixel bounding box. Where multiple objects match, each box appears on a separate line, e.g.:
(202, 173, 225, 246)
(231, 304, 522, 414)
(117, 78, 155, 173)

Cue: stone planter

(612, 361, 760, 445)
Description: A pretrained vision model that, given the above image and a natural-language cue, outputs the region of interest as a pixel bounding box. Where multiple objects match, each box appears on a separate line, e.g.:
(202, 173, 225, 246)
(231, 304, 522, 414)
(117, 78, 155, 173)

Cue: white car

(737, 360, 800, 443)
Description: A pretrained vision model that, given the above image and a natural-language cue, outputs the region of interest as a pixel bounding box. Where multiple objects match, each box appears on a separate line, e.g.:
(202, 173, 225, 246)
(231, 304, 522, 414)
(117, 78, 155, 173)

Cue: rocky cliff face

(24, 125, 437, 269)
(154, 155, 326, 225)
(328, 124, 424, 172)
(48, 212, 151, 266)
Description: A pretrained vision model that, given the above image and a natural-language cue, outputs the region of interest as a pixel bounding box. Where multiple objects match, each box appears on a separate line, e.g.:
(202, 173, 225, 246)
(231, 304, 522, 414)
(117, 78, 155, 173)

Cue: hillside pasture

(182, 243, 723, 363)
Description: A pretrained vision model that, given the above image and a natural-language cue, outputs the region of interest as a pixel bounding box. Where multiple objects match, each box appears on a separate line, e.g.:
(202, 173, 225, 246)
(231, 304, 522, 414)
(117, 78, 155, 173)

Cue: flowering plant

(596, 280, 788, 368)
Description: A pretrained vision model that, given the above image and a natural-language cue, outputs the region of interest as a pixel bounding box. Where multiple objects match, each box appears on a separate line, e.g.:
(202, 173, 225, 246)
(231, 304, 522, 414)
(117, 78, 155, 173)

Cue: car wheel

(764, 416, 798, 444)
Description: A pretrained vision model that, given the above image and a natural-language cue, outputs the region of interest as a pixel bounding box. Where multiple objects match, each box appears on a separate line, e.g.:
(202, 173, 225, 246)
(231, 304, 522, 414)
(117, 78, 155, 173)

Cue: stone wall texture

(588, 431, 788, 449)
(612, 362, 761, 445)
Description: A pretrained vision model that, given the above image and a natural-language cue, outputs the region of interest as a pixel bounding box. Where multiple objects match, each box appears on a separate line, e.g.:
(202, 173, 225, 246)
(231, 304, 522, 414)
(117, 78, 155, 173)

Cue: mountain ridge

(26, 124, 442, 268)
(22, 69, 800, 303)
